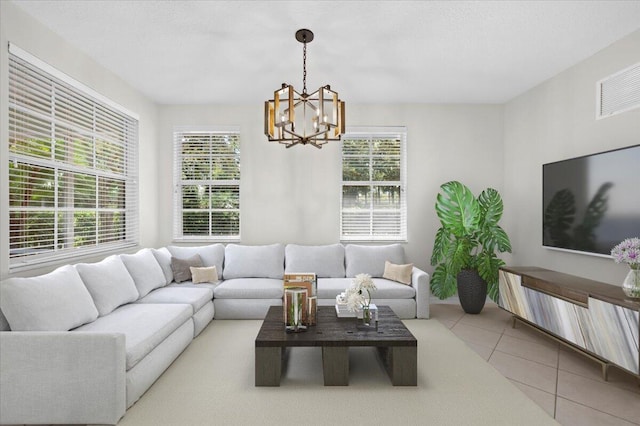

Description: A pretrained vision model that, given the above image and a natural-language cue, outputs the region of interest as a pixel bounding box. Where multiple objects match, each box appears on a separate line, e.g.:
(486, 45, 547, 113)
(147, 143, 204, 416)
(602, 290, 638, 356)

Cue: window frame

(172, 126, 241, 242)
(7, 44, 139, 272)
(340, 126, 408, 242)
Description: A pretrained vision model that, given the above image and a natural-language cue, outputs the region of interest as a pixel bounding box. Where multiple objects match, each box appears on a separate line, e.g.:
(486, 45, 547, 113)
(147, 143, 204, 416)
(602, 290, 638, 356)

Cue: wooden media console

(499, 267, 640, 380)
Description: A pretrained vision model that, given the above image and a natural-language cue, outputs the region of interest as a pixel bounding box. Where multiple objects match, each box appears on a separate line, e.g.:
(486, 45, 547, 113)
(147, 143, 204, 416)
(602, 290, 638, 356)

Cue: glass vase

(284, 287, 307, 332)
(357, 304, 378, 329)
(622, 268, 640, 298)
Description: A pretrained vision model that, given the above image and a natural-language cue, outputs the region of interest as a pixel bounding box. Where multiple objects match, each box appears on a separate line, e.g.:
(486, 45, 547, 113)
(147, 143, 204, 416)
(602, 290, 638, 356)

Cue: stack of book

(335, 292, 356, 317)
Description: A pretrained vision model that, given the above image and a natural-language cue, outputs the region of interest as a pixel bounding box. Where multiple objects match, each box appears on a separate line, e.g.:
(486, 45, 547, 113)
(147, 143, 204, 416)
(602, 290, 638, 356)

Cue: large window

(173, 127, 240, 241)
(8, 45, 139, 270)
(341, 127, 407, 241)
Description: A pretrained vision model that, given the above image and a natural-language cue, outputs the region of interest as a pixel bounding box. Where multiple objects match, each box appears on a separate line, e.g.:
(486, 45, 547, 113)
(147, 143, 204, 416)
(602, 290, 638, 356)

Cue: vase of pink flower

(611, 238, 640, 298)
(345, 273, 377, 327)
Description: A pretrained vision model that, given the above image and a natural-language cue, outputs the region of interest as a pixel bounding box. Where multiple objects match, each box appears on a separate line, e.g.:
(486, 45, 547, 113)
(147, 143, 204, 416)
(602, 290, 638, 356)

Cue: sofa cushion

(213, 278, 284, 299)
(285, 244, 345, 278)
(345, 244, 406, 278)
(317, 277, 415, 299)
(0, 265, 99, 331)
(136, 287, 213, 313)
(171, 254, 203, 283)
(120, 248, 167, 297)
(167, 244, 225, 280)
(382, 261, 413, 285)
(75, 303, 192, 370)
(151, 247, 174, 285)
(76, 255, 140, 316)
(190, 266, 219, 284)
(223, 244, 285, 279)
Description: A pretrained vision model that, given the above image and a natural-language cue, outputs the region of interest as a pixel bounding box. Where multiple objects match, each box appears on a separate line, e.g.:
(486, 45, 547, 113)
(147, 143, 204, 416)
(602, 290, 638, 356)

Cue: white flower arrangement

(345, 273, 376, 312)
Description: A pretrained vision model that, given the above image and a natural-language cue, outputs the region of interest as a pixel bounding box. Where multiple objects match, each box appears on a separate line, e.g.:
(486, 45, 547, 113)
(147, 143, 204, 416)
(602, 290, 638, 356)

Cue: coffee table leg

(378, 346, 417, 386)
(391, 346, 417, 386)
(322, 347, 349, 386)
(255, 346, 282, 386)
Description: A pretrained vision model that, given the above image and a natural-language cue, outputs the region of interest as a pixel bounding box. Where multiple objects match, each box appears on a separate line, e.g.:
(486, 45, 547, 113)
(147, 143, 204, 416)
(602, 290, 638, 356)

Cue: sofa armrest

(0, 331, 126, 425)
(411, 267, 430, 318)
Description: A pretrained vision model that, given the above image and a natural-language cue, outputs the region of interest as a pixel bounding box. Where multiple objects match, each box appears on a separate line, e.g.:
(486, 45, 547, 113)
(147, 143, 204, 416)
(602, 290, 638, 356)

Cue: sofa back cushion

(0, 265, 99, 331)
(120, 248, 167, 297)
(224, 243, 285, 279)
(285, 244, 345, 278)
(76, 255, 140, 316)
(151, 247, 174, 284)
(167, 244, 225, 280)
(345, 244, 406, 278)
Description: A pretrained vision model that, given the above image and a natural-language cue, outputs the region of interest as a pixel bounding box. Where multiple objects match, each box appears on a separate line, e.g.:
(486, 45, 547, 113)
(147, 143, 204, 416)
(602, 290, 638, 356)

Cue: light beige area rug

(118, 319, 558, 425)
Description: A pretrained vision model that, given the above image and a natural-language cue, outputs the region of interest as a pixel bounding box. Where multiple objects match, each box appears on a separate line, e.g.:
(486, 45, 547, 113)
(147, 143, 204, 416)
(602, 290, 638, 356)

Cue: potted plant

(430, 181, 512, 313)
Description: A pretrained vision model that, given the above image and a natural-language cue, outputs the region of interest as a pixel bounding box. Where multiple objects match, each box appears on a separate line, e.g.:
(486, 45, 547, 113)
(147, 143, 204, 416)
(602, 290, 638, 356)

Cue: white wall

(0, 2, 159, 278)
(158, 103, 505, 272)
(502, 29, 640, 285)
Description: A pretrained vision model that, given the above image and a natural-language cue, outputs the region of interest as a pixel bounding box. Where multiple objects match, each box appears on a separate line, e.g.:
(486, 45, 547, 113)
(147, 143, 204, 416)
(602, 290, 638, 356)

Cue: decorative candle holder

(306, 296, 317, 326)
(284, 287, 307, 333)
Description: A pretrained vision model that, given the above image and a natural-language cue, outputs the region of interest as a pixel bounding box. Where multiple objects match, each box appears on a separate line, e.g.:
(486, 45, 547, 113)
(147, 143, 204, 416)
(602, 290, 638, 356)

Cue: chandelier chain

(302, 41, 307, 94)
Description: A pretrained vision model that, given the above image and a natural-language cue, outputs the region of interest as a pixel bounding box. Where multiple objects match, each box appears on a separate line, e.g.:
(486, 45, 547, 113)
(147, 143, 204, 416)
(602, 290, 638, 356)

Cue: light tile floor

(430, 302, 640, 426)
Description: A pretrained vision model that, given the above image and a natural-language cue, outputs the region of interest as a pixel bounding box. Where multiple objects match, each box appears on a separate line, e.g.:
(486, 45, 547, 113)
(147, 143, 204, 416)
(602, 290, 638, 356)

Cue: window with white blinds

(8, 45, 139, 270)
(341, 127, 407, 241)
(173, 127, 240, 241)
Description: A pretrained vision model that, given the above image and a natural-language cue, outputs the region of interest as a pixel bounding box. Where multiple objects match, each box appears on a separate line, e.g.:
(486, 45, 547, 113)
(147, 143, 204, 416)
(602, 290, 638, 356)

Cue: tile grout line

(555, 395, 640, 426)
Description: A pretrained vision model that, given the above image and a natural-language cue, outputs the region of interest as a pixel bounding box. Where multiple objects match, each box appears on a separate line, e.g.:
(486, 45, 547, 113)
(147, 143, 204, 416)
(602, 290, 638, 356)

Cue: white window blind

(173, 127, 240, 241)
(8, 47, 139, 270)
(340, 127, 407, 241)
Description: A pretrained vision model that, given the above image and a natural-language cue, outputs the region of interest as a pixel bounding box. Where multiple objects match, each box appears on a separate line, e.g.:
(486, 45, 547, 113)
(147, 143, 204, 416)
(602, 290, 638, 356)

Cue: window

(173, 127, 240, 241)
(8, 44, 139, 270)
(341, 127, 407, 241)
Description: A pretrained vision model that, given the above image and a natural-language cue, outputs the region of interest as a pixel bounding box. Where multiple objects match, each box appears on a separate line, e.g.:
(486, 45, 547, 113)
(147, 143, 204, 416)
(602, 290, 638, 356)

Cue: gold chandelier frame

(264, 29, 345, 149)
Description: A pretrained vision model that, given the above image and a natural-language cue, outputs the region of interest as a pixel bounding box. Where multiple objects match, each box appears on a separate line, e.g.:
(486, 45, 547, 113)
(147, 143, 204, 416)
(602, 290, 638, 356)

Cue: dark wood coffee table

(255, 305, 417, 386)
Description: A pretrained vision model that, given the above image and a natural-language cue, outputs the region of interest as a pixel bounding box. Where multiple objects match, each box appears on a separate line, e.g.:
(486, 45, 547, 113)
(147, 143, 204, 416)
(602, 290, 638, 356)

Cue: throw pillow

(190, 266, 219, 284)
(0, 265, 99, 331)
(151, 247, 174, 284)
(382, 260, 413, 285)
(76, 255, 140, 316)
(120, 248, 167, 297)
(171, 254, 203, 283)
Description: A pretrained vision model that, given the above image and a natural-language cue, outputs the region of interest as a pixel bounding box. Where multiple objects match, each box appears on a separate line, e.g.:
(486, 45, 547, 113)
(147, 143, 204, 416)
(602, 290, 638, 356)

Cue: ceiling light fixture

(264, 29, 345, 149)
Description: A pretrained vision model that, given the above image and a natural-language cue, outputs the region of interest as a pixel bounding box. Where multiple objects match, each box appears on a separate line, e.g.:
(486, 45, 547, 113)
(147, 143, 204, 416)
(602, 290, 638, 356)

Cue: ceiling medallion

(264, 29, 345, 149)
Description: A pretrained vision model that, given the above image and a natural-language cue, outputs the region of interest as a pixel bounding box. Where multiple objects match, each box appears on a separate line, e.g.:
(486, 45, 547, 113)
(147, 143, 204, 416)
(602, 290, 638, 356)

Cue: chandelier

(264, 29, 345, 149)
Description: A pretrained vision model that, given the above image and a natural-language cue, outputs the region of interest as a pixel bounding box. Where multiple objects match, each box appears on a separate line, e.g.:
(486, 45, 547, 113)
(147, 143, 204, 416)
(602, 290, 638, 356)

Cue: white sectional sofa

(0, 243, 429, 425)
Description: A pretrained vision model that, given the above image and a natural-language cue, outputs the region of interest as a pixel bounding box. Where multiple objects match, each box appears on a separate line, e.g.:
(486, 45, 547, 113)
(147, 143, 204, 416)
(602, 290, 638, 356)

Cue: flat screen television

(542, 144, 640, 257)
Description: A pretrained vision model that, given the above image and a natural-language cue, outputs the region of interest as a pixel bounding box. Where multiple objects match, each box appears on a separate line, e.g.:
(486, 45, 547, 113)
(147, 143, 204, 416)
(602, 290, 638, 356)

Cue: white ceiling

(12, 0, 640, 105)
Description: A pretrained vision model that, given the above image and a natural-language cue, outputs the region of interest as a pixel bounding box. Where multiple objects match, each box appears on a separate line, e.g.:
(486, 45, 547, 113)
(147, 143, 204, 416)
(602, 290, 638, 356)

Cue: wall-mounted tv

(543, 144, 640, 257)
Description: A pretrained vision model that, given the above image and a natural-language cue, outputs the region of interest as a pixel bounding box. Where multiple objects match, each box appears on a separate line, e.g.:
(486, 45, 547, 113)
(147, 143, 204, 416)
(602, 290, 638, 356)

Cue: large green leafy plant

(430, 181, 512, 302)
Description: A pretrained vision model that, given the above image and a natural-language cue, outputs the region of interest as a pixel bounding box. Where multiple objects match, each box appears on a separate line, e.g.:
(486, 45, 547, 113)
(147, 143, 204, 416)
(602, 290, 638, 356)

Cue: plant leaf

(430, 227, 452, 266)
(435, 181, 480, 238)
(478, 188, 503, 227)
(476, 251, 505, 302)
(479, 225, 512, 253)
(448, 236, 474, 274)
(429, 263, 457, 300)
